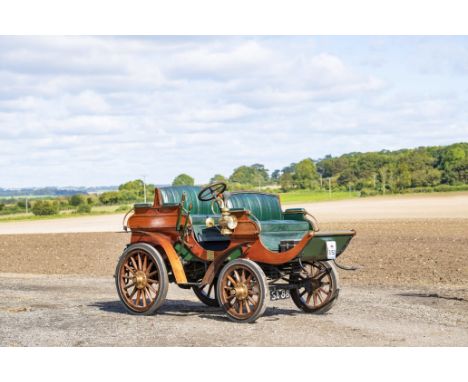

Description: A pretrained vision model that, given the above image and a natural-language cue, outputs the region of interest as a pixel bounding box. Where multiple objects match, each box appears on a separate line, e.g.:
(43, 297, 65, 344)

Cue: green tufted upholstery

(159, 186, 219, 215)
(226, 192, 283, 221)
(227, 192, 310, 251)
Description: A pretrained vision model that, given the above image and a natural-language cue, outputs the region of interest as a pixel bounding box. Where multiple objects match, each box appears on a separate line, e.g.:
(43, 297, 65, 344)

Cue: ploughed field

(1, 220, 467, 294)
(0, 193, 467, 346)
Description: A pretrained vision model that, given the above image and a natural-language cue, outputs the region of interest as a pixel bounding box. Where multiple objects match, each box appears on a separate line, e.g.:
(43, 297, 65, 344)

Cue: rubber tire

(115, 243, 169, 315)
(192, 278, 219, 307)
(291, 260, 340, 314)
(216, 259, 268, 323)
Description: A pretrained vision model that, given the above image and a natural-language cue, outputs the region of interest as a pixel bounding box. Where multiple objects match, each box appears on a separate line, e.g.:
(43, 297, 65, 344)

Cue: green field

(279, 190, 360, 204)
(0, 204, 130, 223)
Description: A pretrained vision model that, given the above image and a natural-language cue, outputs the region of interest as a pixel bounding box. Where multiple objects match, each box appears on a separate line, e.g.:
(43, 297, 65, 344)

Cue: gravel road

(1, 273, 466, 346)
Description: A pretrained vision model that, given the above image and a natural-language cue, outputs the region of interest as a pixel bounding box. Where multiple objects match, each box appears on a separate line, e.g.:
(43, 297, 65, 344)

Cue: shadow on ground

(90, 299, 302, 322)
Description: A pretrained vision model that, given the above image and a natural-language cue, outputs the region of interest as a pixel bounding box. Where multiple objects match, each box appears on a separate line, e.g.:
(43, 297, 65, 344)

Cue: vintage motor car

(115, 182, 356, 323)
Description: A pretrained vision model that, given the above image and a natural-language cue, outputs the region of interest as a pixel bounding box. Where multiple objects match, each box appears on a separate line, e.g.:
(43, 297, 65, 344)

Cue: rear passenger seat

(226, 192, 310, 251)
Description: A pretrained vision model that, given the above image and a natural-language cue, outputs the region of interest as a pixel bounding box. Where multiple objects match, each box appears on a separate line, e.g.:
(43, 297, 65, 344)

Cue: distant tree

(172, 174, 195, 186)
(279, 172, 294, 192)
(209, 174, 227, 183)
(281, 163, 296, 174)
(229, 164, 269, 186)
(250, 163, 269, 182)
(99, 191, 122, 205)
(0, 203, 4, 211)
(453, 159, 468, 183)
(293, 158, 319, 189)
(70, 194, 86, 206)
(16, 200, 32, 209)
(32, 200, 59, 216)
(77, 204, 92, 213)
(271, 169, 281, 181)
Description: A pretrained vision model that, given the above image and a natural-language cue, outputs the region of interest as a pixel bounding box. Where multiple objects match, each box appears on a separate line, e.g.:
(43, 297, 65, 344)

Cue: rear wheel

(217, 259, 268, 323)
(115, 243, 169, 315)
(193, 278, 219, 307)
(290, 261, 339, 314)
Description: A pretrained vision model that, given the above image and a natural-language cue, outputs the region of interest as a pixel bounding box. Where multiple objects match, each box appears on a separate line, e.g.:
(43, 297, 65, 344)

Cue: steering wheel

(198, 182, 227, 202)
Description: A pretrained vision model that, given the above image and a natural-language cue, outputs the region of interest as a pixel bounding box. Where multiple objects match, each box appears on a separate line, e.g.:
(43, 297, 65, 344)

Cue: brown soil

(1, 218, 467, 346)
(1, 219, 467, 298)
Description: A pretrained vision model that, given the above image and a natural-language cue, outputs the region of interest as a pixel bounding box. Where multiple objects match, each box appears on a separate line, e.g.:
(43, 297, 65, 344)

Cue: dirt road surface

(1, 192, 467, 235)
(1, 273, 466, 346)
(0, 193, 466, 346)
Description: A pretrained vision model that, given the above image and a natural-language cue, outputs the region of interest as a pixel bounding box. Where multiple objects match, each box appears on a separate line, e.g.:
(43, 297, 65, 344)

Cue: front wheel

(115, 243, 169, 315)
(290, 261, 339, 314)
(217, 259, 268, 323)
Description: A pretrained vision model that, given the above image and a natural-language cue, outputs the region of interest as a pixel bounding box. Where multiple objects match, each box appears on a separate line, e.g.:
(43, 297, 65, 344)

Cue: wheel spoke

(147, 278, 158, 284)
(123, 282, 135, 290)
(124, 264, 135, 274)
(299, 289, 307, 297)
(306, 292, 312, 304)
(237, 300, 243, 314)
(143, 255, 147, 272)
(227, 275, 236, 285)
(137, 253, 142, 270)
(130, 256, 138, 270)
(316, 291, 323, 304)
(226, 293, 236, 301)
(146, 262, 153, 275)
(314, 270, 328, 281)
(241, 269, 247, 282)
(129, 287, 138, 299)
(245, 300, 251, 313)
(234, 270, 241, 282)
(142, 289, 147, 307)
(148, 283, 158, 295)
(148, 269, 158, 277)
(318, 287, 329, 297)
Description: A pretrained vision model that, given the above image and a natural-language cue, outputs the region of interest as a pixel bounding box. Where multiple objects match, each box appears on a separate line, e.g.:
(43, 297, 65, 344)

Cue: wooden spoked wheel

(217, 259, 268, 323)
(193, 278, 219, 307)
(291, 261, 339, 314)
(115, 244, 168, 315)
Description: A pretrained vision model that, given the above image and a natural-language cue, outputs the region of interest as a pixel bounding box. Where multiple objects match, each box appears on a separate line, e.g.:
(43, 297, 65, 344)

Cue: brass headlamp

(207, 197, 238, 235)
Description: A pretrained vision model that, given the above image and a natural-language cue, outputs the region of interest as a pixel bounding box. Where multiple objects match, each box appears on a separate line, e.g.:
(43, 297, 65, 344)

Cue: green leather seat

(159, 186, 218, 215)
(227, 192, 310, 251)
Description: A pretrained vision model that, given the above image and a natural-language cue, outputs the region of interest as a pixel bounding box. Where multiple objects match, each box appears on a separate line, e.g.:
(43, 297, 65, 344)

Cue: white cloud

(0, 36, 467, 187)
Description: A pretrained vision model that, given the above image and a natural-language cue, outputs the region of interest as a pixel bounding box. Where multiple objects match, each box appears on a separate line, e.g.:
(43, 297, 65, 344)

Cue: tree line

(170, 142, 468, 194)
(3, 142, 466, 216)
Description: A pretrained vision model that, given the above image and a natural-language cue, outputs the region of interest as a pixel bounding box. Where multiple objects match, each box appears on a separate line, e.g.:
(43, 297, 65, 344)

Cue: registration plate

(270, 288, 291, 301)
(326, 240, 337, 259)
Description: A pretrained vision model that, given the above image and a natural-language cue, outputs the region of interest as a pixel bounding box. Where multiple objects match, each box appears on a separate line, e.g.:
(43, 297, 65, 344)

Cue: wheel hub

(233, 283, 249, 300)
(135, 271, 148, 289)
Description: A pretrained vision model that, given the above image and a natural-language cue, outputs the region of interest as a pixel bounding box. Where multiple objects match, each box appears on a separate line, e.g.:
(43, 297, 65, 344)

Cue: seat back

(158, 186, 218, 215)
(226, 192, 282, 221)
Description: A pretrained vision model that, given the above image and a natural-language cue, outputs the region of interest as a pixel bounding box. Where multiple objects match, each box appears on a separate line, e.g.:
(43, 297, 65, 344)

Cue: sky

(0, 36, 467, 188)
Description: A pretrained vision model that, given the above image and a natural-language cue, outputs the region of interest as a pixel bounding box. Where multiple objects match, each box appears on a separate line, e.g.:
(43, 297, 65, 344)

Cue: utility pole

(328, 178, 331, 198)
(319, 174, 323, 189)
(141, 175, 147, 203)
